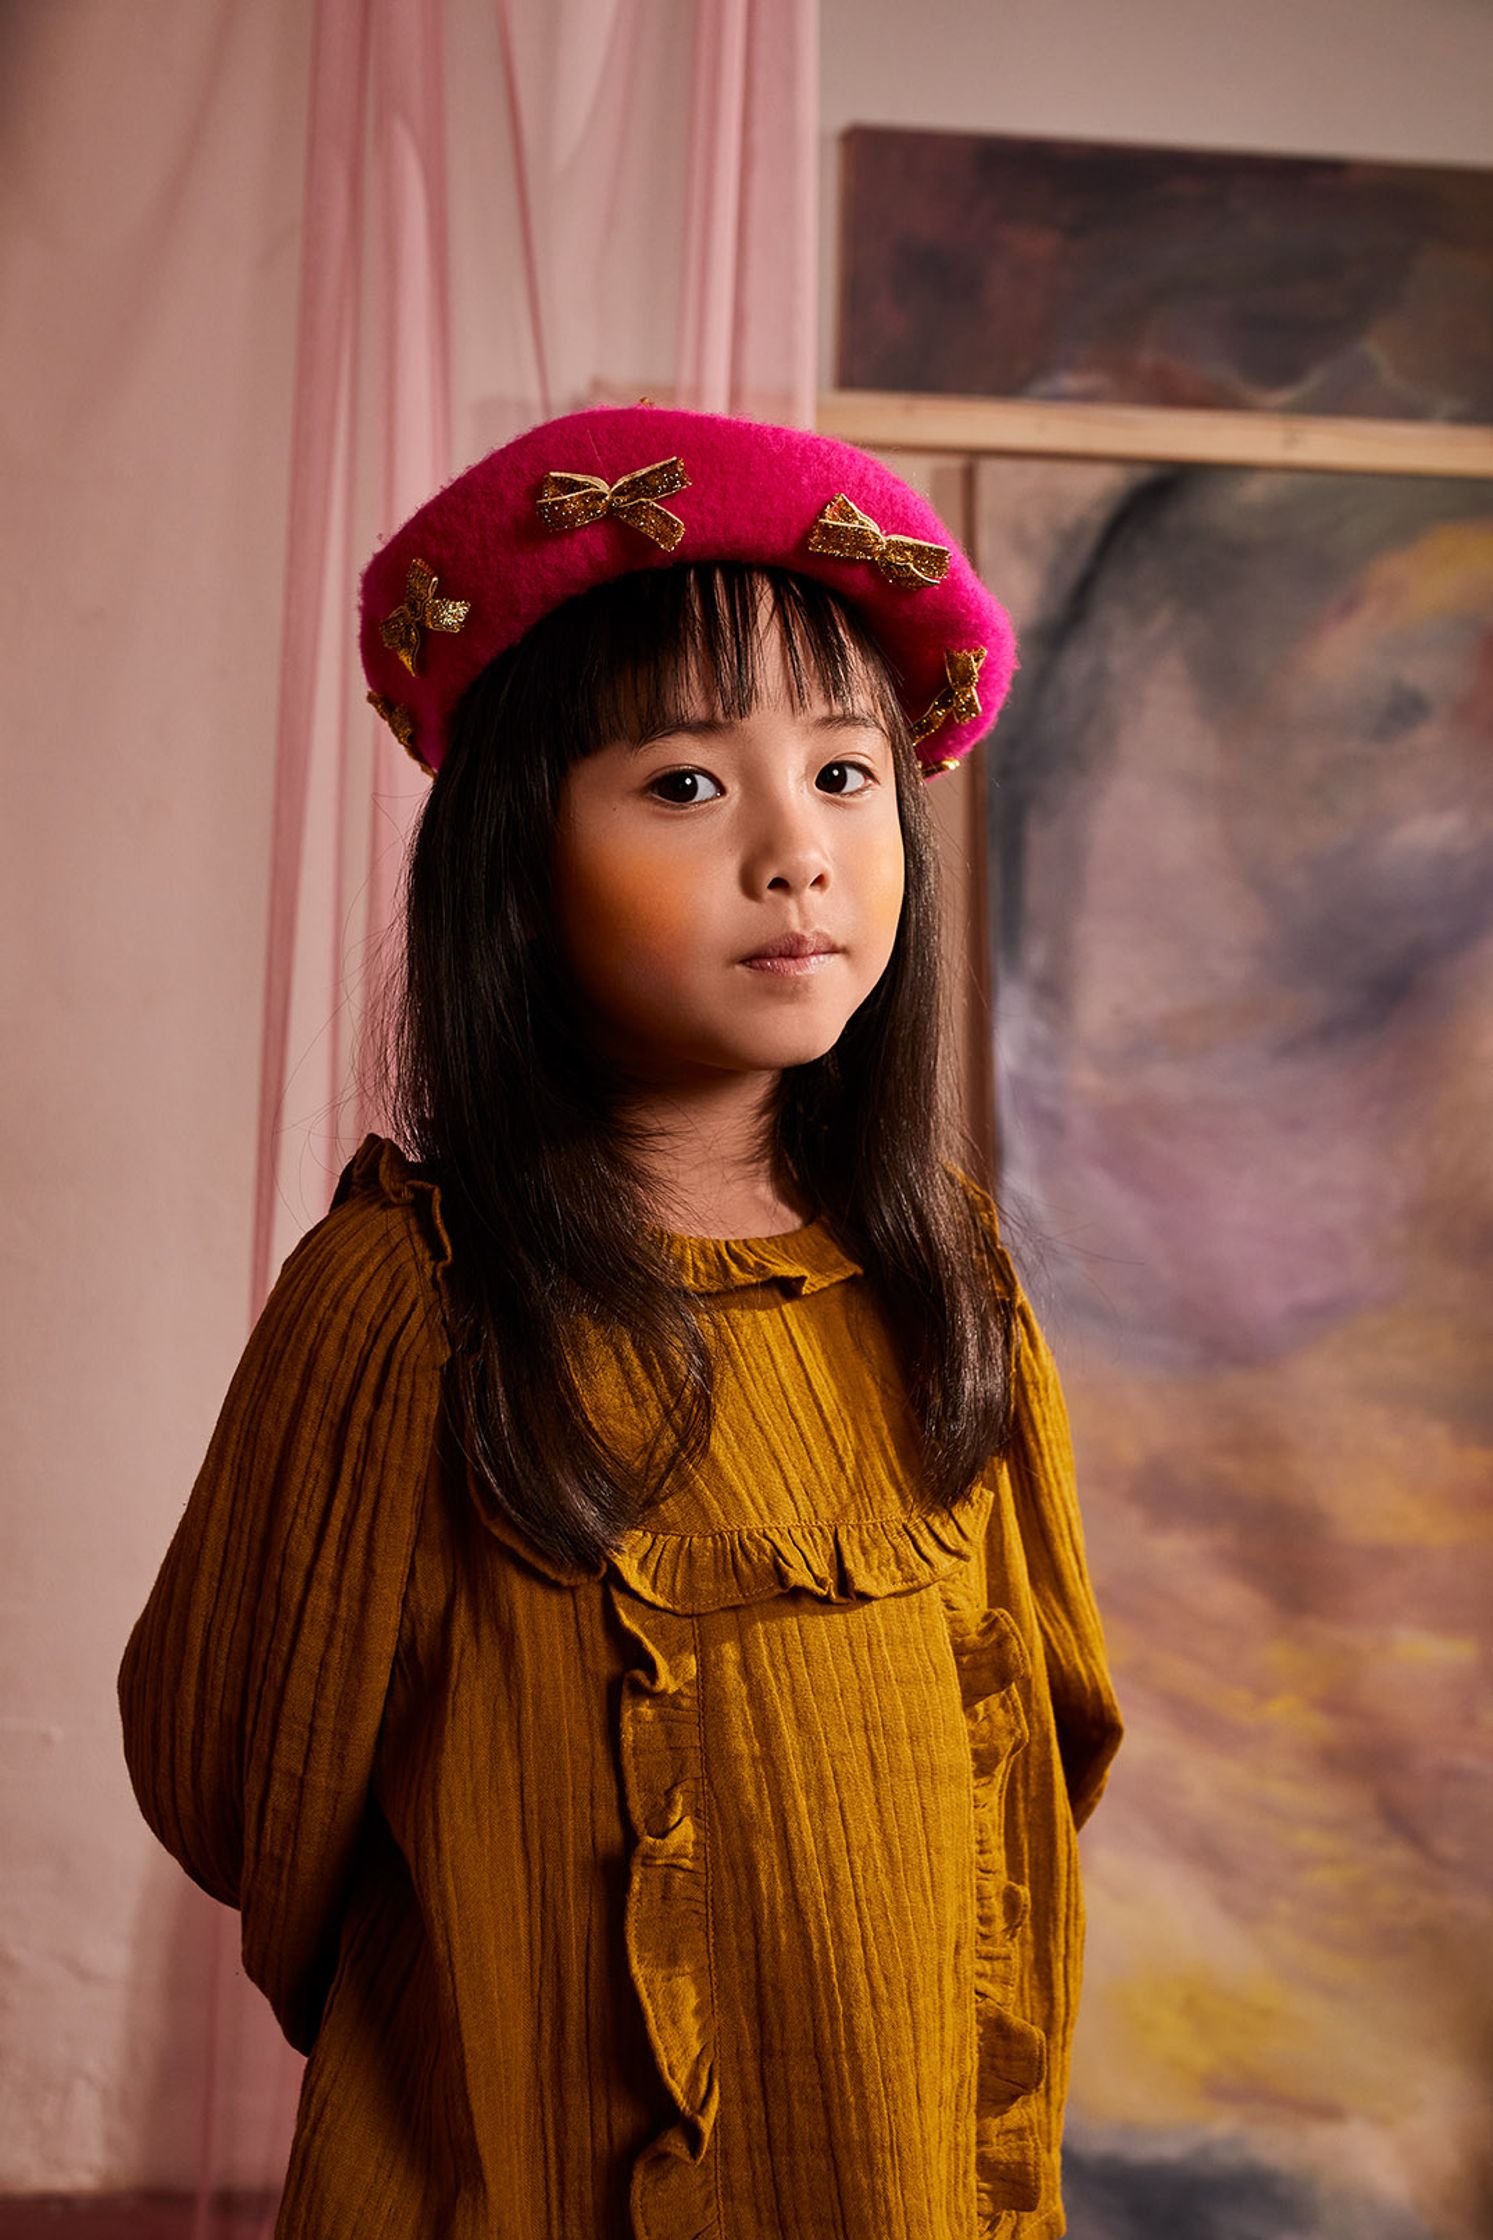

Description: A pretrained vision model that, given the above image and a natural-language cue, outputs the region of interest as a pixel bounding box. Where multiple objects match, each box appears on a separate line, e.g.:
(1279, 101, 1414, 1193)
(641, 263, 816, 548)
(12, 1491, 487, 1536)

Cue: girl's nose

(742, 800, 832, 898)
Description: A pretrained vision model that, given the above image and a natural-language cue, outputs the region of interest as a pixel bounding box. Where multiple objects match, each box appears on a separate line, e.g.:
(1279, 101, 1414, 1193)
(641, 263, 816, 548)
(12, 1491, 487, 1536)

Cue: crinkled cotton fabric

(119, 1134, 1123, 2239)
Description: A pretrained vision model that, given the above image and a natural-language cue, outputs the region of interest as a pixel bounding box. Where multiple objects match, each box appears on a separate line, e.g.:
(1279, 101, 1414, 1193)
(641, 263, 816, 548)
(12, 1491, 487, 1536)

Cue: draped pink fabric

(253, 0, 452, 1313)
(679, 0, 819, 425)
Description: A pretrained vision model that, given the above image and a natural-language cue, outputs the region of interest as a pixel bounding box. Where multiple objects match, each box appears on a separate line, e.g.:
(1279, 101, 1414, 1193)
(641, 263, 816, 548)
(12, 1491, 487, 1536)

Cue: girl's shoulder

(274, 1132, 455, 1364)
(327, 1130, 451, 1243)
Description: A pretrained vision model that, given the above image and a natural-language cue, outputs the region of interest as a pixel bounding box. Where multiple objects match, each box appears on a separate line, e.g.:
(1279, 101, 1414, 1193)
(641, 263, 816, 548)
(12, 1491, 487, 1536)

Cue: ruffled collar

(337, 1134, 863, 1300)
(646, 1217, 863, 1296)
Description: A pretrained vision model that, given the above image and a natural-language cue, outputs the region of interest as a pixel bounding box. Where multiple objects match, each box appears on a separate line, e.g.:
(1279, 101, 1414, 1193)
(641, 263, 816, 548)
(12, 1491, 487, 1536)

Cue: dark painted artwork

(974, 455, 1493, 2240)
(838, 128, 1493, 422)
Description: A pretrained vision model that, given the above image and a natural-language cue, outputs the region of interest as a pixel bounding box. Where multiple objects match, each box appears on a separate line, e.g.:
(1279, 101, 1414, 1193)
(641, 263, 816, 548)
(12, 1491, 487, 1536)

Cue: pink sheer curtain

(210, 0, 819, 2218)
(678, 0, 819, 424)
(253, 0, 452, 1305)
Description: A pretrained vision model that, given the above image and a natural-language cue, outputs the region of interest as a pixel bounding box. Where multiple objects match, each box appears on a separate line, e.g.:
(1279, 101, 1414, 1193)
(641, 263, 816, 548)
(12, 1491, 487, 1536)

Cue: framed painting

(837, 126, 1493, 423)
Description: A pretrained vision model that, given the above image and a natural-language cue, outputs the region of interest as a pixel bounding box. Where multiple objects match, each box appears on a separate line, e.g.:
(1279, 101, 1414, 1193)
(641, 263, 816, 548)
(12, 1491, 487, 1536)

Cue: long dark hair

(384, 561, 1015, 1572)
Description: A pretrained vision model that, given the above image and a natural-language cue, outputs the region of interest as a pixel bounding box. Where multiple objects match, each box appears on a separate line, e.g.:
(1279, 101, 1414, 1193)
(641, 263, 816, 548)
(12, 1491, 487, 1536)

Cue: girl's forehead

(572, 564, 903, 754)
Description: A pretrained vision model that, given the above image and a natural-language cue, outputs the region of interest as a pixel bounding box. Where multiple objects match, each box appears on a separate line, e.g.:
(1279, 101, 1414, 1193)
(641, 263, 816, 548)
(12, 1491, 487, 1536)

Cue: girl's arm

(953, 1168, 1124, 1829)
(117, 1179, 449, 2052)
(1001, 1276, 1125, 1830)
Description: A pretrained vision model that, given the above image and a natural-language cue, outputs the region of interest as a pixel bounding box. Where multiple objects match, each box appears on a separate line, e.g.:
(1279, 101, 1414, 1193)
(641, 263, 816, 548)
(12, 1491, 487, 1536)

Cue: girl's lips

(740, 951, 839, 976)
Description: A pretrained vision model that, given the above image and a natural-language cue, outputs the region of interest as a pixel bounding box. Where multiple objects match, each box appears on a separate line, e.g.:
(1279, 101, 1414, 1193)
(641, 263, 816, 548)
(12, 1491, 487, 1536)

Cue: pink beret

(359, 403, 1016, 781)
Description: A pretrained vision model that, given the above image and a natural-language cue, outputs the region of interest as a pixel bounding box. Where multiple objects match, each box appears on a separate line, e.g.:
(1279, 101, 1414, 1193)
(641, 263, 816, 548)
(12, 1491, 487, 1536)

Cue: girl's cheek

(858, 834, 907, 948)
(562, 850, 698, 972)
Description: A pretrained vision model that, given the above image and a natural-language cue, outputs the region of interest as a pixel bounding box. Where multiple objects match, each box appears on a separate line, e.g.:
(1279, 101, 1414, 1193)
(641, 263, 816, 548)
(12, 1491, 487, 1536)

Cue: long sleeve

(1003, 1277, 1124, 1829)
(117, 1156, 451, 2052)
(951, 1165, 1124, 1831)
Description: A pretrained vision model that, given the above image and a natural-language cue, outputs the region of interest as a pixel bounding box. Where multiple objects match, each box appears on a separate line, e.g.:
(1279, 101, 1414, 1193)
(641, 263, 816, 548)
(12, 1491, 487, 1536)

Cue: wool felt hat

(359, 402, 1016, 781)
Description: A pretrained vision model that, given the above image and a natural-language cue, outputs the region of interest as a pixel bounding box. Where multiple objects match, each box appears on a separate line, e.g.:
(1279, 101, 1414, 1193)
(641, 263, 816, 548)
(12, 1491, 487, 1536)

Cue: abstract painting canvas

(974, 452, 1493, 2240)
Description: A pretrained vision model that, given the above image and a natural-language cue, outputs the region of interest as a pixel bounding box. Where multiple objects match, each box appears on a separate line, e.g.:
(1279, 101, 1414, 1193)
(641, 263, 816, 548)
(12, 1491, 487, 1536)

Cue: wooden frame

(819, 390, 1493, 481)
(818, 393, 1493, 1181)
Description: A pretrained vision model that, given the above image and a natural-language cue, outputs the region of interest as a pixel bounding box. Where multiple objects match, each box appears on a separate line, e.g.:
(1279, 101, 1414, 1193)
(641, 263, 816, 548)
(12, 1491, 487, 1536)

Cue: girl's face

(551, 614, 907, 1087)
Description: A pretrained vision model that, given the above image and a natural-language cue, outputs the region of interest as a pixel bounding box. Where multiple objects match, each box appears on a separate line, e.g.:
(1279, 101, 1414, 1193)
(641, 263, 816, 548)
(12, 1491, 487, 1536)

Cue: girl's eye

(647, 768, 724, 805)
(817, 761, 873, 795)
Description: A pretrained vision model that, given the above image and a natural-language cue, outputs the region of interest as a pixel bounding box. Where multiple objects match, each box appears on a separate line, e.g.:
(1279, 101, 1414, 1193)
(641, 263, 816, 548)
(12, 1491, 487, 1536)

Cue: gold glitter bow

(367, 690, 432, 776)
(911, 646, 988, 750)
(380, 557, 472, 675)
(535, 458, 691, 550)
(805, 493, 950, 589)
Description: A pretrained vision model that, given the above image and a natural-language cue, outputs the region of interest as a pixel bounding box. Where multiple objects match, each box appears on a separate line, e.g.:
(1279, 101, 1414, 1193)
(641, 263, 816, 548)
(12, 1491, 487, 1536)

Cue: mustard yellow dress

(118, 1134, 1122, 2239)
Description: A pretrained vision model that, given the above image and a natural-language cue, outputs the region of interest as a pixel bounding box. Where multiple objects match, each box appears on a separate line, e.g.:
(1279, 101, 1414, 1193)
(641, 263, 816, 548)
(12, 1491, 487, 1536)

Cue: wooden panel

(821, 390, 1493, 480)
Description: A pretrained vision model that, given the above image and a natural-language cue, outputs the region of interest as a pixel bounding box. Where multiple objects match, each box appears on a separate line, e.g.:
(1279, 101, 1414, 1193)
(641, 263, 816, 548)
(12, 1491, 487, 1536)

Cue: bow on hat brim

(911, 646, 987, 748)
(535, 458, 691, 550)
(806, 493, 950, 590)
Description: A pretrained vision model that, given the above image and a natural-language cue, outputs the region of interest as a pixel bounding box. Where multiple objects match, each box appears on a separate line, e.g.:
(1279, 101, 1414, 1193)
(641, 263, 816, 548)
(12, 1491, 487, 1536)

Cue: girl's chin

(593, 980, 873, 1079)
(627, 1020, 855, 1078)
(712, 1024, 854, 1073)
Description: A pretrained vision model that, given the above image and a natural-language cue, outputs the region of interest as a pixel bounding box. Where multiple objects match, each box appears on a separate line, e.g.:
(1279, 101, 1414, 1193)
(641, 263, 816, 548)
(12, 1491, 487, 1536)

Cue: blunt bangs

(489, 562, 913, 772)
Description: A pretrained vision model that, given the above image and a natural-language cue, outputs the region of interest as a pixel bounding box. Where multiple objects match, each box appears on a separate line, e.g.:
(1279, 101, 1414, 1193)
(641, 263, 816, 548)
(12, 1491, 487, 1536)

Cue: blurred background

(2, 1, 1490, 2234)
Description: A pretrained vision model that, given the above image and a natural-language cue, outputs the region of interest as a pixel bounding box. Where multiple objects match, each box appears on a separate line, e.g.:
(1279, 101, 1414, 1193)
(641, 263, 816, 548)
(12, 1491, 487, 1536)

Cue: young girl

(119, 404, 1123, 2240)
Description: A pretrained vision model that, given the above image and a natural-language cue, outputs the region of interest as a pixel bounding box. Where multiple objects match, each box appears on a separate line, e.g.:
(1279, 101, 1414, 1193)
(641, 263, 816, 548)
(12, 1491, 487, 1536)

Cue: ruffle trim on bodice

(607, 1482, 996, 1614)
(608, 1585, 720, 2240)
(939, 1591, 1048, 2223)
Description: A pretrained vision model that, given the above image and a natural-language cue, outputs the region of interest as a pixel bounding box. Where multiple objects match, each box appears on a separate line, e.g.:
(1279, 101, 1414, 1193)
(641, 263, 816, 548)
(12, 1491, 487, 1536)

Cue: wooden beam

(818, 390, 1493, 480)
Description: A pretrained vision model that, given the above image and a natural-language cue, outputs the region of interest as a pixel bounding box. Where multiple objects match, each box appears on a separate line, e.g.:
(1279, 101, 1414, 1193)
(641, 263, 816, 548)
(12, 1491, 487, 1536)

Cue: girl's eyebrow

(628, 708, 887, 750)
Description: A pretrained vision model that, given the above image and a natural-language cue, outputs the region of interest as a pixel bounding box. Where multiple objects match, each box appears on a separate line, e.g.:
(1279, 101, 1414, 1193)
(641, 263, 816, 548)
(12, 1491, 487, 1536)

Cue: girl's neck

(621, 1070, 814, 1240)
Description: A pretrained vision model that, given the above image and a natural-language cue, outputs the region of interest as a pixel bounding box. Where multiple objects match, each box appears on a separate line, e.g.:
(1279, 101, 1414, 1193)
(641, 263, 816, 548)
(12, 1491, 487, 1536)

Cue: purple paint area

(977, 456, 1493, 2240)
